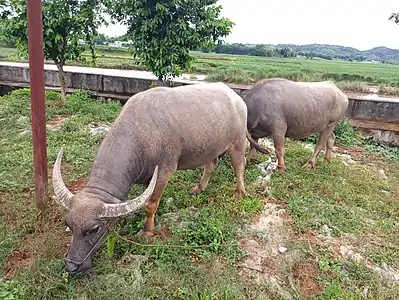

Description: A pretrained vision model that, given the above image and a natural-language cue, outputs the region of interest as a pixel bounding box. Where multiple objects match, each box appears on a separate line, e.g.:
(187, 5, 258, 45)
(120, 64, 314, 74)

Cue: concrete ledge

(1, 61, 399, 127)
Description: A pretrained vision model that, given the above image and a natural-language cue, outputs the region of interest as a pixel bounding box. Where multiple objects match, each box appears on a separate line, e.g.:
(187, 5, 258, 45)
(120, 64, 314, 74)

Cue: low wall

(1, 61, 398, 145)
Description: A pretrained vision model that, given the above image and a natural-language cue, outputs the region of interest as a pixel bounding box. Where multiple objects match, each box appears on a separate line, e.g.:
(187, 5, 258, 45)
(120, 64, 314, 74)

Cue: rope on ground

(113, 230, 399, 250)
(114, 231, 239, 249)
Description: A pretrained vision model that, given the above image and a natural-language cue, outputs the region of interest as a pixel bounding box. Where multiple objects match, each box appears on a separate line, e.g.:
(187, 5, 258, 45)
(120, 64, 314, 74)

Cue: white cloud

(98, 0, 399, 50)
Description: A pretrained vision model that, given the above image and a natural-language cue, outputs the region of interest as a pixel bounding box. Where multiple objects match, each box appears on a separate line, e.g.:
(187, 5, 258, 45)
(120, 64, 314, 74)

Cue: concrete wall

(0, 63, 193, 97)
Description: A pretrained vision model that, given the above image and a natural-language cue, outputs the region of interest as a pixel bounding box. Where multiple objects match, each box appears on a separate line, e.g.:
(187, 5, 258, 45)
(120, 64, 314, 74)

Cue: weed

(363, 140, 399, 163)
(305, 119, 362, 148)
(0, 221, 16, 275)
(0, 279, 26, 300)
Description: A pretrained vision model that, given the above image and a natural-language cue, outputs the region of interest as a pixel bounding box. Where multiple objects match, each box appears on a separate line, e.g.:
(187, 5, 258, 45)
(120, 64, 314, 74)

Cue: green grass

(0, 89, 398, 299)
(2, 45, 399, 95)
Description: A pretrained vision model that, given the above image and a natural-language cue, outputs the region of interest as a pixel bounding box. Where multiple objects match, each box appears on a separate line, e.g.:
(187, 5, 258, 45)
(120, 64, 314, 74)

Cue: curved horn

(99, 166, 159, 218)
(52, 149, 74, 209)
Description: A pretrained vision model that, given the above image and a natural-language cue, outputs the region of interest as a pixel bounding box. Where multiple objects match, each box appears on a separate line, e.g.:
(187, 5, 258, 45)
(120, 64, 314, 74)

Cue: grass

(2, 45, 399, 96)
(0, 89, 398, 299)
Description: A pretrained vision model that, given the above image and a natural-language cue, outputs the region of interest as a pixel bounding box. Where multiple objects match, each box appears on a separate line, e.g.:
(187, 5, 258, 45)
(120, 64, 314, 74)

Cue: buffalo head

(52, 149, 158, 274)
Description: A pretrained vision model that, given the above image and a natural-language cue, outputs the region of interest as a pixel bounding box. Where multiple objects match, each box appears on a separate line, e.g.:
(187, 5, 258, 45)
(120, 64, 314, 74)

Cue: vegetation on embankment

(2, 45, 399, 96)
(0, 89, 398, 299)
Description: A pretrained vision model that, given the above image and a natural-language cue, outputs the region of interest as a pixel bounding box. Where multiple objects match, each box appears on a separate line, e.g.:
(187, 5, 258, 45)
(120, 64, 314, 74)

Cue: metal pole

(27, 0, 48, 212)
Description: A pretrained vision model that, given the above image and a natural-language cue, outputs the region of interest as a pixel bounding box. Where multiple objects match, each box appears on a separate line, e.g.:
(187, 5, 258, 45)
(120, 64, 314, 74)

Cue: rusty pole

(27, 0, 48, 212)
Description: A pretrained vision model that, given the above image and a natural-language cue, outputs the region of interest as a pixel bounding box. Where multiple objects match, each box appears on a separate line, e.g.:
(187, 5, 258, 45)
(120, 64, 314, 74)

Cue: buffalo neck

(85, 136, 144, 203)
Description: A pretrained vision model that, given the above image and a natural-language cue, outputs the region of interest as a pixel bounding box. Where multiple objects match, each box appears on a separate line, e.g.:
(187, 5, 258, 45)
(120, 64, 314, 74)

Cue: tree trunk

(56, 63, 66, 105)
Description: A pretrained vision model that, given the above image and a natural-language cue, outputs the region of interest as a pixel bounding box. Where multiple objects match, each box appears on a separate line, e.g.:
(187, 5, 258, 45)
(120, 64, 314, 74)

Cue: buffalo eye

(87, 225, 100, 235)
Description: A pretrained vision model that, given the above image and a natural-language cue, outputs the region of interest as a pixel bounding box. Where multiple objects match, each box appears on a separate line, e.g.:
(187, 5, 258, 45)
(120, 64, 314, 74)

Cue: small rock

(381, 262, 389, 271)
(265, 162, 278, 172)
(46, 124, 56, 131)
(278, 246, 288, 254)
(90, 126, 109, 136)
(65, 226, 71, 232)
(347, 158, 356, 164)
(166, 197, 174, 206)
(381, 190, 390, 195)
(339, 246, 363, 262)
(320, 225, 333, 237)
(263, 157, 272, 165)
(259, 168, 268, 177)
(378, 169, 388, 181)
(261, 175, 272, 186)
(17, 116, 29, 125)
(253, 176, 263, 187)
(18, 129, 31, 136)
(361, 287, 368, 299)
(304, 144, 314, 150)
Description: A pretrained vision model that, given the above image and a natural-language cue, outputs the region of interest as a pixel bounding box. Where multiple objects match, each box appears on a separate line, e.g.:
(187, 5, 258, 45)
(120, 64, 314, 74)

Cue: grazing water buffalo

(52, 82, 267, 274)
(244, 78, 349, 171)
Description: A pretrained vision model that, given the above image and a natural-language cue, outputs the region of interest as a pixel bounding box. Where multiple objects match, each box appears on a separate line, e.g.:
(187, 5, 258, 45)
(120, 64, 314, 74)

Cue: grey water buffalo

(244, 78, 349, 171)
(52, 82, 268, 274)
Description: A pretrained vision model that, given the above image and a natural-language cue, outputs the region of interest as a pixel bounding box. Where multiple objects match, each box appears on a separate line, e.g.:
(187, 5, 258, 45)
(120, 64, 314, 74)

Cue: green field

(0, 89, 398, 299)
(2, 45, 399, 95)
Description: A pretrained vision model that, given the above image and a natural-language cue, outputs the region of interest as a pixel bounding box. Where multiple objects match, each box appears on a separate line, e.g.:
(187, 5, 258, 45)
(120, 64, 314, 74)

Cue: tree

(93, 33, 107, 45)
(1, 0, 106, 103)
(104, 0, 234, 82)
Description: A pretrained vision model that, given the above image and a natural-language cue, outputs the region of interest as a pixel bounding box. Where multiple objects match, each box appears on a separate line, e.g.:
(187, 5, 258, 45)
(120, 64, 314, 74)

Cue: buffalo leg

(190, 157, 219, 195)
(324, 132, 336, 163)
(228, 137, 246, 198)
(303, 122, 337, 169)
(273, 134, 286, 172)
(140, 168, 175, 237)
(247, 135, 259, 162)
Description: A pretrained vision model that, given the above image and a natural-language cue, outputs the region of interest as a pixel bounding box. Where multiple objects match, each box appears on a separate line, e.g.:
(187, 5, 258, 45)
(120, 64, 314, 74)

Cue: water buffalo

(244, 78, 349, 171)
(52, 82, 267, 274)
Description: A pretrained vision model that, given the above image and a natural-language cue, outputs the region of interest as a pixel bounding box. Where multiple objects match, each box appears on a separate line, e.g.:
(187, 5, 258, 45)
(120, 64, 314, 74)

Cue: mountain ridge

(276, 43, 399, 62)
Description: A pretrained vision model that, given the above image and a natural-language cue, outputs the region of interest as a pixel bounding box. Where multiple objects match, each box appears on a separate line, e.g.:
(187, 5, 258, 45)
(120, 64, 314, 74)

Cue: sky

(98, 0, 399, 50)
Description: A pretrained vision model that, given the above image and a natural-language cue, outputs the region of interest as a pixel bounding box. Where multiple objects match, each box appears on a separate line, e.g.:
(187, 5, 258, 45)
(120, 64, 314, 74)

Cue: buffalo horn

(52, 149, 74, 209)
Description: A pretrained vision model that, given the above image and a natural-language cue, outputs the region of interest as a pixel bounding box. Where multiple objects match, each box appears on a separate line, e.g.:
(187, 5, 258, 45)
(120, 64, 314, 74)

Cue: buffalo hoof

(234, 190, 245, 199)
(324, 157, 332, 163)
(189, 186, 202, 195)
(137, 229, 154, 239)
(302, 161, 315, 169)
(277, 165, 286, 173)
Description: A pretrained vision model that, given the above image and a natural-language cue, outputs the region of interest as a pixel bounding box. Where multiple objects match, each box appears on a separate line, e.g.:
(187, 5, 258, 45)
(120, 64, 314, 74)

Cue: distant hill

(279, 43, 399, 62)
(211, 42, 399, 63)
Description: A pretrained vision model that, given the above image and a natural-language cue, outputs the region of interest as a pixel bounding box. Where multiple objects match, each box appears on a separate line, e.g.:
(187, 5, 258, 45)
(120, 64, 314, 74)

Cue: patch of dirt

(47, 115, 72, 130)
(69, 177, 89, 193)
(154, 226, 172, 241)
(296, 231, 319, 247)
(3, 244, 35, 278)
(6, 248, 32, 267)
(2, 206, 70, 279)
(334, 146, 362, 159)
(292, 262, 324, 299)
(237, 202, 295, 296)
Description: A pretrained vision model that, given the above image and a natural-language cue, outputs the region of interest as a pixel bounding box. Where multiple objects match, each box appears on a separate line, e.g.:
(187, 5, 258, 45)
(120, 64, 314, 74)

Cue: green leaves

(1, 0, 106, 101)
(105, 0, 234, 81)
(2, 0, 105, 66)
